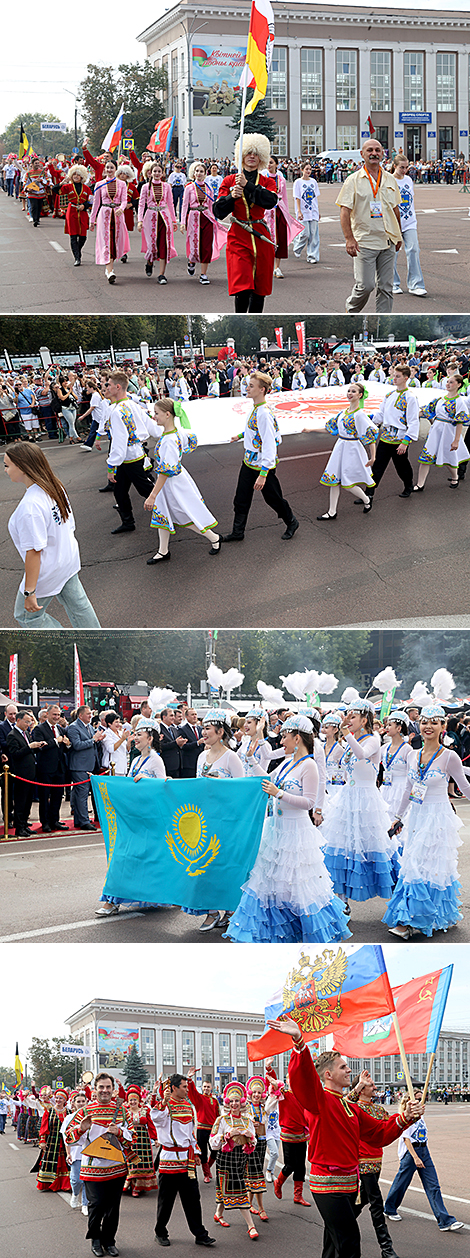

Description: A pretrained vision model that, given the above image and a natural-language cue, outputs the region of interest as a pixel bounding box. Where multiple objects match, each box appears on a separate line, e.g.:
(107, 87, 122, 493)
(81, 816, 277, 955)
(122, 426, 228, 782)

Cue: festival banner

(9, 654, 18, 703)
(92, 775, 267, 912)
(332, 965, 453, 1058)
(295, 322, 306, 355)
(247, 945, 396, 1061)
(274, 327, 283, 349)
(192, 48, 246, 116)
(98, 1024, 139, 1065)
(148, 116, 176, 153)
(74, 644, 85, 710)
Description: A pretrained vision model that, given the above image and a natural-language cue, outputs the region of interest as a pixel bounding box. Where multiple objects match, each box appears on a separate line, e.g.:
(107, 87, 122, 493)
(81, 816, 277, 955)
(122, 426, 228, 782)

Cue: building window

(375, 126, 389, 151)
(374, 1060, 382, 1081)
(162, 1029, 176, 1069)
(301, 124, 323, 154)
(336, 49, 357, 111)
(266, 46, 287, 109)
(182, 1031, 195, 1068)
(370, 51, 391, 111)
(437, 53, 456, 111)
(219, 1033, 231, 1068)
(336, 125, 358, 150)
(301, 48, 322, 110)
(404, 52, 424, 112)
(236, 1035, 247, 1067)
(201, 1032, 213, 1067)
(273, 125, 287, 156)
(141, 1028, 155, 1066)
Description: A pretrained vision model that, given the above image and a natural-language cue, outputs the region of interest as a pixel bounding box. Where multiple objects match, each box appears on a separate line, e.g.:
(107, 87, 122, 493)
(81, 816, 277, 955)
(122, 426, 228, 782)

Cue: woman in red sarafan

(35, 1088, 71, 1191)
(59, 165, 93, 267)
(213, 133, 277, 313)
(123, 1086, 158, 1197)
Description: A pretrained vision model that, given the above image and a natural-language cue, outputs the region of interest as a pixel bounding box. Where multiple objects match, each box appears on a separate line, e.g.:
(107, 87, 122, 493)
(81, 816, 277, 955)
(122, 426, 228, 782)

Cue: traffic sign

(122, 138, 134, 151)
(124, 129, 133, 138)
(60, 1043, 86, 1056)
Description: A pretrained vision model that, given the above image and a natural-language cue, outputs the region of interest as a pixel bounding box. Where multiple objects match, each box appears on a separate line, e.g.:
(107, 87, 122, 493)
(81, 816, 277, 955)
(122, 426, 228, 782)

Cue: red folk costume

(214, 170, 276, 297)
(123, 1087, 158, 1196)
(67, 1098, 137, 1184)
(61, 181, 93, 237)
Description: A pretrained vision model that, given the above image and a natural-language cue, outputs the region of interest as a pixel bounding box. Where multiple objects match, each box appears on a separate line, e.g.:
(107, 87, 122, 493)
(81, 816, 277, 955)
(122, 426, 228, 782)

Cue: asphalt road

(1, 1104, 469, 1258)
(1, 182, 469, 314)
(1, 796, 468, 944)
(1, 436, 469, 630)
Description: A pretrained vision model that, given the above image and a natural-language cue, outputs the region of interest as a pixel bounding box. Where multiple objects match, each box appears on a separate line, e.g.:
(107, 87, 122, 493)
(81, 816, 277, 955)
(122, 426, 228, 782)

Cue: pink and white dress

(264, 171, 303, 259)
(90, 178, 129, 264)
(181, 181, 228, 264)
(138, 182, 178, 263)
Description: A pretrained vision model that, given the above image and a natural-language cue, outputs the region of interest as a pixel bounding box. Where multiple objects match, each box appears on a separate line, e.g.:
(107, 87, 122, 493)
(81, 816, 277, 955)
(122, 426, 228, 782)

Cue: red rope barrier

(8, 773, 92, 787)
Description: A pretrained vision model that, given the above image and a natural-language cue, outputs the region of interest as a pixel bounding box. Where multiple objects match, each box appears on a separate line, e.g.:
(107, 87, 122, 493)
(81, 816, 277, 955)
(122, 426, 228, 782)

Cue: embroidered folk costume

(181, 176, 228, 268)
(320, 409, 379, 489)
(150, 1086, 212, 1245)
(210, 1083, 257, 1212)
(90, 176, 129, 266)
(213, 134, 277, 311)
(59, 165, 93, 265)
(35, 1090, 70, 1192)
(138, 169, 178, 273)
(123, 1087, 158, 1195)
(187, 1077, 220, 1182)
(418, 394, 469, 472)
(265, 1063, 311, 1205)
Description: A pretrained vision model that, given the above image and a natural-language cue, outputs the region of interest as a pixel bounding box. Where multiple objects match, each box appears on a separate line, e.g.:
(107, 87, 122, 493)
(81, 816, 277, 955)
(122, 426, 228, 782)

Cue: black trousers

(233, 462, 293, 528)
(30, 198, 42, 225)
(280, 1139, 307, 1182)
(312, 1190, 361, 1258)
(155, 1171, 208, 1240)
(370, 440, 414, 493)
(85, 1175, 126, 1247)
(37, 778, 63, 829)
(14, 781, 34, 833)
(234, 290, 265, 313)
(70, 233, 86, 260)
(197, 1127, 215, 1165)
(113, 458, 154, 524)
(355, 1171, 389, 1236)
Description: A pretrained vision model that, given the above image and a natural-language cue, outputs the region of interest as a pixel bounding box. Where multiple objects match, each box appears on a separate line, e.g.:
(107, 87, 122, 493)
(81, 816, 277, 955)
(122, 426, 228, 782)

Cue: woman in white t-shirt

(5, 442, 100, 628)
(293, 161, 321, 263)
(102, 711, 129, 775)
(391, 157, 427, 296)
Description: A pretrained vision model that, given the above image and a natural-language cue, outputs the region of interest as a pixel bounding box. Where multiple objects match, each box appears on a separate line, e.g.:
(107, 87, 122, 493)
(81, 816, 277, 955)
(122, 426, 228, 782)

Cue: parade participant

(168, 159, 187, 220)
(180, 162, 228, 285)
(127, 716, 166, 780)
(245, 1077, 273, 1220)
(150, 1073, 215, 1248)
(321, 713, 347, 808)
(58, 165, 93, 267)
(226, 714, 351, 943)
(89, 159, 129, 284)
(23, 159, 49, 227)
(293, 160, 321, 264)
(4, 443, 100, 629)
(115, 164, 139, 262)
(384, 1090, 463, 1231)
(391, 157, 427, 297)
(143, 398, 220, 563)
(205, 162, 223, 202)
(317, 382, 378, 519)
(384, 704, 470, 938)
(336, 139, 402, 313)
(365, 366, 420, 501)
(209, 1081, 258, 1238)
(266, 1019, 423, 1258)
(137, 161, 178, 283)
(223, 372, 298, 543)
(82, 139, 114, 182)
(213, 134, 277, 312)
(238, 708, 272, 775)
(379, 712, 413, 819)
(321, 700, 400, 915)
(347, 1074, 399, 1258)
(265, 155, 303, 279)
(102, 371, 155, 534)
(187, 1068, 220, 1183)
(192, 709, 244, 933)
(67, 1071, 137, 1257)
(265, 1061, 311, 1206)
(61, 1087, 89, 1214)
(415, 374, 469, 490)
(123, 1086, 158, 1197)
(35, 1087, 70, 1192)
(263, 1072, 281, 1184)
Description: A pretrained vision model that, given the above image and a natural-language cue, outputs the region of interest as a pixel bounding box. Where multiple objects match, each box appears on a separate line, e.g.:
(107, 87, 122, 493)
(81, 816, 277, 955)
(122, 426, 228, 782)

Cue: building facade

(349, 1031, 470, 1088)
(137, 2, 470, 162)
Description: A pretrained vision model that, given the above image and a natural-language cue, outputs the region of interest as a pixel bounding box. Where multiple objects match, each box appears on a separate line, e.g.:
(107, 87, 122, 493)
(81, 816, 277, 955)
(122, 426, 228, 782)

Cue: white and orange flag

(240, 0, 275, 115)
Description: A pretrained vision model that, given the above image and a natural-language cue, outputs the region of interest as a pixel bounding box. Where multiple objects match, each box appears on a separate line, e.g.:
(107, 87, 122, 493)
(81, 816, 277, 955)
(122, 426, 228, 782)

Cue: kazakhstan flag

(91, 775, 267, 911)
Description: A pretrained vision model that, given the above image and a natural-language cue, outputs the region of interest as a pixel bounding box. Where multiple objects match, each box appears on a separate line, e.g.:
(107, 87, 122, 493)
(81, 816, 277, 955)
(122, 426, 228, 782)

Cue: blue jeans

(14, 573, 101, 628)
(384, 1145, 456, 1228)
(83, 418, 99, 448)
(61, 405, 79, 440)
(70, 1158, 88, 1200)
(393, 228, 426, 292)
(293, 219, 320, 261)
(0, 1112, 7, 1132)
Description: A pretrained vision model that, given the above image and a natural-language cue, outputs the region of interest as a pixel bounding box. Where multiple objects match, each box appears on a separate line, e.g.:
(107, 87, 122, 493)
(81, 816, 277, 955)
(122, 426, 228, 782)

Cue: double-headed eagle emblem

(166, 804, 220, 877)
(281, 948, 348, 1033)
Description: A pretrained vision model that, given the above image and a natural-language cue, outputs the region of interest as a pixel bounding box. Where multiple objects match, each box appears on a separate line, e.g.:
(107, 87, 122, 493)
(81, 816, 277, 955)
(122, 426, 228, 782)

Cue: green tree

(0, 113, 81, 159)
(28, 1036, 86, 1087)
(229, 90, 275, 143)
(78, 62, 167, 156)
(0, 315, 208, 357)
(123, 1044, 148, 1087)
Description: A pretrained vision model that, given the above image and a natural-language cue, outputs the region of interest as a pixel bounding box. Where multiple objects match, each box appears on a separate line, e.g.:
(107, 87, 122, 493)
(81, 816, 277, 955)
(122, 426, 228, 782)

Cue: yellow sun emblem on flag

(165, 805, 220, 877)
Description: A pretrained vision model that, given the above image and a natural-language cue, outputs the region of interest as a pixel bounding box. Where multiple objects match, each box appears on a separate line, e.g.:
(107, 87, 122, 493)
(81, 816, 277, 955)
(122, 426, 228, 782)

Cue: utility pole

(182, 17, 207, 165)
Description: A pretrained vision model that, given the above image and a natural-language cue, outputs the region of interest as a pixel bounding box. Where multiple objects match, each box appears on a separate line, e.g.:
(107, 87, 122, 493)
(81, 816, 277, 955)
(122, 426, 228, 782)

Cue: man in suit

(405, 705, 423, 749)
(159, 708, 186, 778)
(32, 704, 67, 833)
(67, 705, 106, 830)
(6, 712, 46, 837)
(0, 702, 19, 832)
(179, 709, 204, 777)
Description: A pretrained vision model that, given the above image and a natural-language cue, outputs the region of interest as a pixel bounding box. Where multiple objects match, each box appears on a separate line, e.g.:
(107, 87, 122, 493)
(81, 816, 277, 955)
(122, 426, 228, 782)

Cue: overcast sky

(2, 942, 468, 1071)
(2, 1, 470, 134)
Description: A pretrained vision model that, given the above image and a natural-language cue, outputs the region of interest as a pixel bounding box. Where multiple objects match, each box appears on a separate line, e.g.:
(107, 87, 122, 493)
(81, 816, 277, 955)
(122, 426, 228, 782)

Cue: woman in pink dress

(89, 158, 129, 284)
(264, 156, 303, 280)
(137, 161, 178, 284)
(180, 161, 228, 286)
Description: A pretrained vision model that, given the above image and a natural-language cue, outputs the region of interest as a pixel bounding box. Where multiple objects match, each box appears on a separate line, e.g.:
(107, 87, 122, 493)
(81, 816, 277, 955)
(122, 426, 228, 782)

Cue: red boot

(293, 1181, 311, 1206)
(273, 1171, 286, 1199)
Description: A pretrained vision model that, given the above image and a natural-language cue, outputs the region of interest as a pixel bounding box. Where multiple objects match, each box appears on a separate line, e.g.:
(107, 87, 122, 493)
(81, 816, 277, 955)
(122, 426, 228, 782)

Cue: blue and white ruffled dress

(321, 733, 400, 901)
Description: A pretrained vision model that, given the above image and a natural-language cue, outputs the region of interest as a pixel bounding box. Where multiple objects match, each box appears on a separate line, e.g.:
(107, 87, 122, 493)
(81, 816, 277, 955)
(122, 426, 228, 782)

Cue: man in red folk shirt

(67, 1071, 137, 1258)
(267, 1018, 423, 1258)
(187, 1067, 220, 1183)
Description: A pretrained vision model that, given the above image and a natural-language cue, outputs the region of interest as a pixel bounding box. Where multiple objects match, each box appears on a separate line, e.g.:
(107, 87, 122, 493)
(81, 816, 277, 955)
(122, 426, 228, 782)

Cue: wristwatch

(24, 588, 36, 597)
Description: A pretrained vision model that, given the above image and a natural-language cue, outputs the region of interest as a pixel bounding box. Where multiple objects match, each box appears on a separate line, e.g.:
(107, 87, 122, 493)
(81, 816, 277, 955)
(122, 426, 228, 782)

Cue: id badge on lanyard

(370, 198, 383, 218)
(382, 770, 392, 786)
(410, 779, 427, 805)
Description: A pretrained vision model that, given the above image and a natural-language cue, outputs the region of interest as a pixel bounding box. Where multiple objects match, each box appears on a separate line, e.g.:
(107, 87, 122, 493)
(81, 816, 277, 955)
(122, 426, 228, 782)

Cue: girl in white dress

(143, 399, 220, 563)
(191, 708, 244, 934)
(416, 375, 469, 490)
(379, 711, 413, 820)
(302, 707, 326, 829)
(317, 383, 378, 520)
(383, 705, 470, 938)
(321, 700, 400, 914)
(321, 712, 347, 811)
(238, 708, 272, 776)
(226, 715, 351, 943)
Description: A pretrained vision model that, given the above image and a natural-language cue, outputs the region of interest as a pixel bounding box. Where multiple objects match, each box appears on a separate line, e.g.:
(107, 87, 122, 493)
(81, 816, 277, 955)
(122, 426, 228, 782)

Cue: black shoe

(209, 538, 221, 554)
(156, 1238, 171, 1247)
(221, 531, 244, 542)
(120, 254, 127, 263)
(54, 822, 68, 829)
(99, 483, 114, 492)
(105, 1247, 119, 1256)
(147, 551, 171, 565)
(363, 500, 372, 513)
(317, 512, 337, 520)
(91, 1244, 104, 1257)
(80, 823, 98, 831)
(15, 830, 31, 837)
(187, 262, 196, 275)
(41, 826, 52, 833)
(145, 263, 153, 277)
(282, 517, 299, 540)
(74, 259, 81, 266)
(111, 523, 135, 534)
(399, 487, 413, 498)
(195, 1239, 216, 1247)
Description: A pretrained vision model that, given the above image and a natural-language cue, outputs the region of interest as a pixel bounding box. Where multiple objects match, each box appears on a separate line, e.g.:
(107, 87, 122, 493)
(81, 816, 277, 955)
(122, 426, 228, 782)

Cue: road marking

(0, 913, 145, 942)
(1, 842, 103, 856)
(49, 240, 66, 253)
(8, 1142, 19, 1150)
(432, 248, 458, 253)
(279, 451, 332, 461)
(380, 1179, 470, 1205)
(328, 242, 347, 247)
(383, 1207, 469, 1230)
(317, 216, 339, 222)
(419, 209, 438, 214)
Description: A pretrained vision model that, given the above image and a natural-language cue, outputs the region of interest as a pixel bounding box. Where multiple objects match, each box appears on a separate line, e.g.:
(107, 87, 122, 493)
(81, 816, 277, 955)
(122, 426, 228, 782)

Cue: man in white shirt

(366, 365, 419, 502)
(103, 371, 155, 533)
(336, 139, 402, 312)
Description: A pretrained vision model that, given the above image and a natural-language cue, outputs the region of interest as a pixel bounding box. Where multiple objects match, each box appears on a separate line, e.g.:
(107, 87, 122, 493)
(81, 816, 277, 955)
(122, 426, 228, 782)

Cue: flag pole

(421, 1052, 435, 1104)
(391, 1011, 415, 1101)
(238, 74, 248, 175)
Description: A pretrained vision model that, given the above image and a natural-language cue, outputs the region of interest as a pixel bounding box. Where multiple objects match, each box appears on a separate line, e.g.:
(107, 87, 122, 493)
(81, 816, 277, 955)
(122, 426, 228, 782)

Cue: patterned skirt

(124, 1124, 158, 1194)
(36, 1114, 70, 1192)
(245, 1140, 266, 1194)
(216, 1146, 250, 1209)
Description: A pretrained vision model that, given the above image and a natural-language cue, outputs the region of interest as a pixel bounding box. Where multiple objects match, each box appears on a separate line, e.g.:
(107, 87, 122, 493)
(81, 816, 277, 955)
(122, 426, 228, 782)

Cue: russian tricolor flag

(102, 102, 125, 153)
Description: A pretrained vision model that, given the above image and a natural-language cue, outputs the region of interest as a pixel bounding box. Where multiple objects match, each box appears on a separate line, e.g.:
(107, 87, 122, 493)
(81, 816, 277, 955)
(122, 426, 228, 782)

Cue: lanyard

(130, 754, 151, 778)
(274, 754, 312, 787)
(365, 167, 382, 200)
(417, 747, 443, 781)
(326, 741, 339, 764)
(385, 741, 406, 770)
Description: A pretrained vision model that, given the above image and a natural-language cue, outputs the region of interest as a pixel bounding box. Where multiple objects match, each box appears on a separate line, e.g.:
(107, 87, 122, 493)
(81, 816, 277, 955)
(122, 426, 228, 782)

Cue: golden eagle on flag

(241, 0, 275, 115)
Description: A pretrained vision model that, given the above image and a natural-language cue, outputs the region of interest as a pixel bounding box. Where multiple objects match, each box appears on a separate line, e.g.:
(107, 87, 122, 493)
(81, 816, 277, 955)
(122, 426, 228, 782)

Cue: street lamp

(63, 87, 79, 150)
(181, 17, 207, 165)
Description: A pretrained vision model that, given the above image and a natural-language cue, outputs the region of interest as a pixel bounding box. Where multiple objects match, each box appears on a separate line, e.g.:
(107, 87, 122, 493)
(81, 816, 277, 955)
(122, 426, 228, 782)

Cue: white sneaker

(80, 444, 92, 450)
(265, 1171, 273, 1182)
(440, 1222, 464, 1231)
(409, 288, 427, 296)
(95, 902, 119, 916)
(274, 267, 283, 278)
(384, 1213, 401, 1222)
(392, 286, 403, 294)
(82, 1204, 89, 1216)
(70, 1193, 82, 1208)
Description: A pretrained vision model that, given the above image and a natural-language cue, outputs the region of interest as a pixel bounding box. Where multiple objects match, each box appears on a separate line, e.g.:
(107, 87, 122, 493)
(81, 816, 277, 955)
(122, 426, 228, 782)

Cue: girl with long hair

(137, 161, 178, 283)
(317, 383, 378, 519)
(143, 398, 220, 564)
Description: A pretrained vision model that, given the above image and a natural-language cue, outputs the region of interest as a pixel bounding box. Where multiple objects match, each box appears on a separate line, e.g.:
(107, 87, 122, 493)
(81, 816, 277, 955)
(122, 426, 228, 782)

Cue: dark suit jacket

(179, 722, 203, 775)
(0, 718, 17, 755)
(159, 724, 181, 776)
(67, 719, 99, 772)
(6, 727, 37, 782)
(32, 721, 61, 778)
